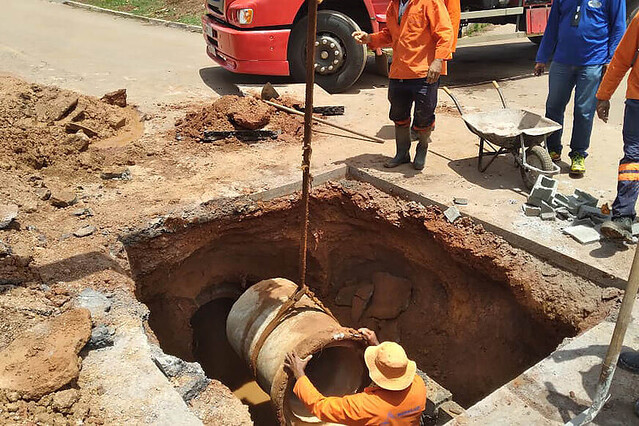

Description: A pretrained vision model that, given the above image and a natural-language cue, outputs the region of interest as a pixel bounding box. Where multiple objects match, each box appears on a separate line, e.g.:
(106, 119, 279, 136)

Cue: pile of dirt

(174, 95, 304, 144)
(0, 76, 142, 171)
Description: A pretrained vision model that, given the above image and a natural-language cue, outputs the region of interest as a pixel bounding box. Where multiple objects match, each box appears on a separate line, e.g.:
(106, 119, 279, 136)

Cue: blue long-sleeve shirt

(536, 0, 626, 65)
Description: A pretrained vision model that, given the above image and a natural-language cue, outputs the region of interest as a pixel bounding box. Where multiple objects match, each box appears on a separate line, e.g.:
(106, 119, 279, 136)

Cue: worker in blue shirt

(534, 0, 626, 176)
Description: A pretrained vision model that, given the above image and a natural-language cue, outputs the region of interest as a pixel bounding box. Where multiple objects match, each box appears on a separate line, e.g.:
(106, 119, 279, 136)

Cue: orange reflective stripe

(394, 119, 411, 127)
(619, 163, 639, 172)
(618, 173, 639, 181)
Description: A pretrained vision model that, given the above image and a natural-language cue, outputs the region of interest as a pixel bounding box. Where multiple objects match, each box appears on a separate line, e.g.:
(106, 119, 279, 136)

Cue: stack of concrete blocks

(522, 175, 612, 244)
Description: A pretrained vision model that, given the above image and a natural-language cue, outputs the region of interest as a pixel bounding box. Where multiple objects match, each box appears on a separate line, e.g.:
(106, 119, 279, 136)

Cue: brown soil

(0, 76, 143, 173)
(174, 95, 304, 145)
(123, 180, 620, 409)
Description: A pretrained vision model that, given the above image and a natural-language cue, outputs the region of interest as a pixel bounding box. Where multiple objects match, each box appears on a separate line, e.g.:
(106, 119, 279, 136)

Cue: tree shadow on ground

(36, 251, 128, 283)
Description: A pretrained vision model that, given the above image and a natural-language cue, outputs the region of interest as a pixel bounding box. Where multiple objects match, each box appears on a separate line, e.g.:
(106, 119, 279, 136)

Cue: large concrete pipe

(226, 278, 369, 424)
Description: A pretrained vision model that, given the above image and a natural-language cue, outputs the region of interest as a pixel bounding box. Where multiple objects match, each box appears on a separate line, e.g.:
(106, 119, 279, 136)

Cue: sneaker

(601, 217, 633, 240)
(570, 154, 586, 175)
(549, 151, 561, 162)
(619, 350, 639, 374)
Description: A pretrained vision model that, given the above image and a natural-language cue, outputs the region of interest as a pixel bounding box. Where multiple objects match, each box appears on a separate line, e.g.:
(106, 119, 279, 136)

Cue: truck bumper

(202, 15, 291, 76)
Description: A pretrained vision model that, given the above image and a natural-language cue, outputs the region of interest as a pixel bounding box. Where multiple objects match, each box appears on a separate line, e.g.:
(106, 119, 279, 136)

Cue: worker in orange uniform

(284, 328, 426, 425)
(351, 0, 457, 171)
(597, 13, 639, 242)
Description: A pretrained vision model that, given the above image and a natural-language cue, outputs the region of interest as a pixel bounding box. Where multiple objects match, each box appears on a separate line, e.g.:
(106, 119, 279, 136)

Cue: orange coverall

(368, 0, 456, 78)
(293, 375, 427, 425)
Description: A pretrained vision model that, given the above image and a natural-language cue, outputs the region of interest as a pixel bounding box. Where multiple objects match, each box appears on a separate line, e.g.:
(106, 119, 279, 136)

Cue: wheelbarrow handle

(492, 81, 507, 109)
(441, 86, 464, 115)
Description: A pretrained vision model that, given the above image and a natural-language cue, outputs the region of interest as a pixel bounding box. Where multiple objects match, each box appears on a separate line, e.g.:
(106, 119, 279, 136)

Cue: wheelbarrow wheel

(520, 145, 554, 190)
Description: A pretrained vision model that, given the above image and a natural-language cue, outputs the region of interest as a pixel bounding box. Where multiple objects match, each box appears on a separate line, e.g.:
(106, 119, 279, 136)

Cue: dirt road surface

(0, 0, 636, 424)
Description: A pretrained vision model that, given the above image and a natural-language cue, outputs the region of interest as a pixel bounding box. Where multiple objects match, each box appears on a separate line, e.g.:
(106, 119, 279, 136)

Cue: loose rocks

(101, 89, 127, 107)
(0, 204, 18, 229)
(0, 309, 92, 399)
(73, 225, 96, 238)
(50, 191, 77, 208)
(75, 288, 111, 318)
(86, 324, 115, 350)
(99, 167, 131, 181)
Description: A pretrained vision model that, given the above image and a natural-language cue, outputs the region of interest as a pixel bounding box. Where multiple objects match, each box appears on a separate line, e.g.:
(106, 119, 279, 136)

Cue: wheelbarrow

(442, 81, 561, 190)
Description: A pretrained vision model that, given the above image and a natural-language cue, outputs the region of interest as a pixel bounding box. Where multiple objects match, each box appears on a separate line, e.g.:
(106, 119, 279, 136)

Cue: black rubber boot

(384, 126, 411, 168)
(635, 398, 639, 418)
(601, 217, 633, 240)
(619, 350, 639, 374)
(413, 131, 430, 170)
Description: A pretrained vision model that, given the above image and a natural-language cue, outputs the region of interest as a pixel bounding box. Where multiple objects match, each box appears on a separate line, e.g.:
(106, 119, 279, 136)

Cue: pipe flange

(314, 34, 345, 75)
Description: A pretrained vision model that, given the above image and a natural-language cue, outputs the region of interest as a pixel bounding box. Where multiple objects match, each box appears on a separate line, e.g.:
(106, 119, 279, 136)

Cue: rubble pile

(0, 76, 140, 171)
(174, 95, 304, 144)
(522, 175, 636, 244)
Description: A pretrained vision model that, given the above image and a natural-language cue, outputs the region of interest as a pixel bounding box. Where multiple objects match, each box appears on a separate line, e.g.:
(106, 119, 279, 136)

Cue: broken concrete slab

(101, 89, 127, 107)
(577, 205, 611, 224)
(86, 324, 116, 350)
(522, 204, 541, 217)
(529, 175, 557, 202)
(526, 196, 543, 208)
(75, 288, 112, 318)
(540, 200, 554, 214)
(633, 223, 639, 236)
(555, 207, 573, 220)
(540, 212, 556, 221)
(453, 197, 468, 206)
(0, 309, 91, 399)
(444, 206, 461, 223)
(0, 204, 18, 229)
(574, 189, 598, 207)
(150, 345, 209, 402)
(563, 224, 601, 244)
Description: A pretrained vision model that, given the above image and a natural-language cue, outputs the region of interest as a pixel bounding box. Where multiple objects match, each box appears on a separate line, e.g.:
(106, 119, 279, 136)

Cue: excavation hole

(126, 180, 615, 421)
(191, 297, 277, 425)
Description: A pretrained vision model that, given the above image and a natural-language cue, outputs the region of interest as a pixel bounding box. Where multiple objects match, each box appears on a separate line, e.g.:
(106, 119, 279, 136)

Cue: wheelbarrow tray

(461, 108, 561, 148)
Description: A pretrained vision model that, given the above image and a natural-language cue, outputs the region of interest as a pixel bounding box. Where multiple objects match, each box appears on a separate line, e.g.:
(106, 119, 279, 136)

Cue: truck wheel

(528, 36, 543, 45)
(288, 10, 367, 94)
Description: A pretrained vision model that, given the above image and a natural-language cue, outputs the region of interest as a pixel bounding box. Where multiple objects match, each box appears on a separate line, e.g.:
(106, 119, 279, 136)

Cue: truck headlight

(237, 8, 254, 24)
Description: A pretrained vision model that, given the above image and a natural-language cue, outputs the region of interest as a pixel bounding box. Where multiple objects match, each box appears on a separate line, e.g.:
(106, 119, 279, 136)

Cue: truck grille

(207, 0, 225, 16)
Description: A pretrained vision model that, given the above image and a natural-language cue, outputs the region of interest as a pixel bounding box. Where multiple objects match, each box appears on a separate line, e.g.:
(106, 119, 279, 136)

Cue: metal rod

(299, 0, 319, 288)
(565, 244, 639, 425)
(263, 100, 385, 144)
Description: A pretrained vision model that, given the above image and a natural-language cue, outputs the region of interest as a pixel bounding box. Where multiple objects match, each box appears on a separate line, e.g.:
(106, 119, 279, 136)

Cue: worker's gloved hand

(596, 100, 610, 123)
(358, 328, 380, 346)
(427, 59, 443, 84)
(352, 31, 371, 45)
(534, 62, 546, 76)
(284, 352, 313, 380)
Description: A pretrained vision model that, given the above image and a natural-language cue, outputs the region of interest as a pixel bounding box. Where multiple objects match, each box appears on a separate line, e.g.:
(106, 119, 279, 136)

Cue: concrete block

(527, 196, 543, 207)
(556, 207, 573, 220)
(540, 200, 555, 214)
(522, 204, 541, 217)
(529, 175, 558, 202)
(541, 212, 556, 221)
(574, 189, 598, 207)
(444, 206, 461, 223)
(563, 224, 601, 244)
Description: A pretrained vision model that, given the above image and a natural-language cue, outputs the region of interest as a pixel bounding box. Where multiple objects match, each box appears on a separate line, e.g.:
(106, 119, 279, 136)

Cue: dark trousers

(612, 99, 639, 219)
(388, 78, 438, 130)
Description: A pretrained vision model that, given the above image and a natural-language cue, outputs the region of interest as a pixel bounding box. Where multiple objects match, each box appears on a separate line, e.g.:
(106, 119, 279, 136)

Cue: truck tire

(528, 36, 543, 45)
(288, 10, 367, 94)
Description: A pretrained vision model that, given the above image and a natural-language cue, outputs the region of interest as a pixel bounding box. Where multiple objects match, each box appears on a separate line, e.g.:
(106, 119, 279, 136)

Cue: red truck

(202, 0, 639, 93)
